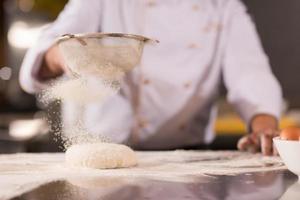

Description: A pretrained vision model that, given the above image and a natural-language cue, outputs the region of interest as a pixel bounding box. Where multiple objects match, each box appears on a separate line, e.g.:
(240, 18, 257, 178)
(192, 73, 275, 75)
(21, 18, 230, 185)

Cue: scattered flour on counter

(0, 151, 286, 200)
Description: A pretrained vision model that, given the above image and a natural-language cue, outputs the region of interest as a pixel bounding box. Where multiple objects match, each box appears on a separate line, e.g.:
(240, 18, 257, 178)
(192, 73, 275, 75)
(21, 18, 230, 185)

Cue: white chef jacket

(20, 0, 282, 150)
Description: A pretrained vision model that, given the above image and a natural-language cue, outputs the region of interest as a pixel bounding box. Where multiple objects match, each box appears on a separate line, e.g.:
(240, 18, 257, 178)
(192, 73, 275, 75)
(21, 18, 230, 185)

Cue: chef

(19, 0, 282, 155)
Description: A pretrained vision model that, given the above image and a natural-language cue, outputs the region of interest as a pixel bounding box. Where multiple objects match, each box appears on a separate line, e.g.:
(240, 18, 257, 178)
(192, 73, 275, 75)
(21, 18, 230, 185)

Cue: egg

(280, 127, 300, 141)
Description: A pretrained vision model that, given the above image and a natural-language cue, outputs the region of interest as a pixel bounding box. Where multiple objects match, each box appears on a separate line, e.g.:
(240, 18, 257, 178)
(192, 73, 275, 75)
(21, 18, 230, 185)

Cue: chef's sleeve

(222, 0, 283, 125)
(19, 0, 103, 93)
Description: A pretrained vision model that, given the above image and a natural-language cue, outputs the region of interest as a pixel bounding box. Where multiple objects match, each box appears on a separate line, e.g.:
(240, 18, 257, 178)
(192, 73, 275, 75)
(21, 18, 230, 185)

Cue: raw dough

(65, 143, 137, 169)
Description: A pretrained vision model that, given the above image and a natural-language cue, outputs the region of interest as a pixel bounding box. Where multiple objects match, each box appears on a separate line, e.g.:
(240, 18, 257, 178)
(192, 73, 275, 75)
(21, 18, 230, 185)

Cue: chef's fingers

(260, 134, 273, 156)
(237, 135, 259, 153)
(237, 136, 250, 151)
(246, 143, 259, 153)
(249, 133, 260, 146)
(247, 135, 260, 153)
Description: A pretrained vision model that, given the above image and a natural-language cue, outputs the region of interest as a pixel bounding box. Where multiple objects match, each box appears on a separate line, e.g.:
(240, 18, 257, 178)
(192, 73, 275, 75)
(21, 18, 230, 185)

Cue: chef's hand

(38, 44, 67, 80)
(237, 114, 279, 156)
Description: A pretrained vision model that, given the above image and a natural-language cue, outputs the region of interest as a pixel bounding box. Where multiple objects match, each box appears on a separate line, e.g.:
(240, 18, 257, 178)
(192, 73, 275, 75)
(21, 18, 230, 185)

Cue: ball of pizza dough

(65, 143, 137, 169)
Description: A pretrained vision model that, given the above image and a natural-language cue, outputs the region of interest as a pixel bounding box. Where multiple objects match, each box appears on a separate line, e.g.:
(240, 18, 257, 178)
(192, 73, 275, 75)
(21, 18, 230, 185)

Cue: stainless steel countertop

(0, 151, 295, 200)
(11, 170, 298, 200)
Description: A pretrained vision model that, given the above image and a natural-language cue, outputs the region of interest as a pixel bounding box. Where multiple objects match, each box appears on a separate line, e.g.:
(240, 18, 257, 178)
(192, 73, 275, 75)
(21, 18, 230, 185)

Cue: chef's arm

(19, 0, 103, 93)
(222, 0, 283, 155)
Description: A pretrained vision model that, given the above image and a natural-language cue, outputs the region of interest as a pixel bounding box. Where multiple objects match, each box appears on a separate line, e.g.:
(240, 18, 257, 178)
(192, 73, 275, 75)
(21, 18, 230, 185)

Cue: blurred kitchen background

(0, 0, 299, 153)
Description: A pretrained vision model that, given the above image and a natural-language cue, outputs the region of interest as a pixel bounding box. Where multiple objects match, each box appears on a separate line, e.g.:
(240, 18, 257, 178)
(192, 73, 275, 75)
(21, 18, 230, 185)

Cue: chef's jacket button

(202, 22, 213, 33)
(138, 119, 148, 129)
(203, 27, 210, 33)
(147, 0, 156, 7)
(183, 82, 191, 89)
(203, 22, 222, 33)
(179, 124, 186, 131)
(216, 23, 223, 31)
(192, 4, 200, 11)
(187, 43, 199, 49)
(143, 78, 150, 85)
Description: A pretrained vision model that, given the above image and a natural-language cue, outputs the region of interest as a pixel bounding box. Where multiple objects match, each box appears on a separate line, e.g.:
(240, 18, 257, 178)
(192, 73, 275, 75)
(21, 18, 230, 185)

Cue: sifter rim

(56, 32, 159, 44)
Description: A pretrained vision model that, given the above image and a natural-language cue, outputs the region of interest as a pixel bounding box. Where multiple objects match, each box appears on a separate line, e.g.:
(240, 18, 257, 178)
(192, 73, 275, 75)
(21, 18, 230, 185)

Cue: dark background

(244, 0, 300, 108)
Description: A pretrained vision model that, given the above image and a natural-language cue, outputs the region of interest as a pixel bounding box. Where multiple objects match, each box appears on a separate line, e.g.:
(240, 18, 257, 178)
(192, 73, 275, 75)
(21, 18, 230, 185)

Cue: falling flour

(39, 76, 119, 150)
(39, 35, 144, 150)
(58, 123, 111, 150)
(38, 34, 148, 155)
(41, 76, 120, 105)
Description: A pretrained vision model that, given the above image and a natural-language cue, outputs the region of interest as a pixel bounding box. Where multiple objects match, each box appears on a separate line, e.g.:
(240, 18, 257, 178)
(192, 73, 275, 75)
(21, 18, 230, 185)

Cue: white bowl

(279, 182, 300, 200)
(273, 137, 300, 181)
